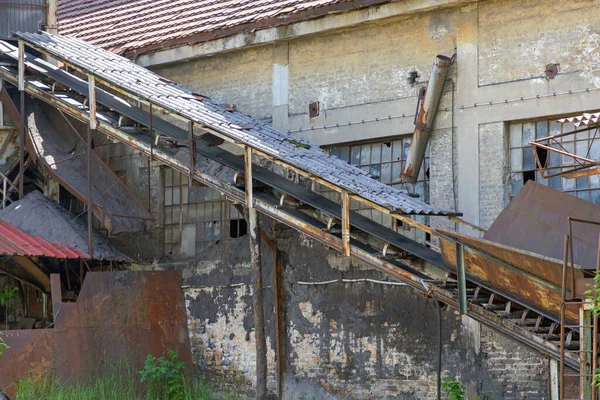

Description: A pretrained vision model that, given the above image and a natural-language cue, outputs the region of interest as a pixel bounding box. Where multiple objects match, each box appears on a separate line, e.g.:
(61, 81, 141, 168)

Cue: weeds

(0, 331, 8, 356)
(13, 355, 224, 400)
(139, 350, 186, 400)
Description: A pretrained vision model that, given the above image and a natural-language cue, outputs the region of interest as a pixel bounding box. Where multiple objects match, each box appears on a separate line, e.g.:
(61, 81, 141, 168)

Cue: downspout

(401, 55, 453, 183)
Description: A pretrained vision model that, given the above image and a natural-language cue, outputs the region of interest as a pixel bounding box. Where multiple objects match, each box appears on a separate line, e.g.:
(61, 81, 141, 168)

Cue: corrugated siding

(0, 0, 46, 40)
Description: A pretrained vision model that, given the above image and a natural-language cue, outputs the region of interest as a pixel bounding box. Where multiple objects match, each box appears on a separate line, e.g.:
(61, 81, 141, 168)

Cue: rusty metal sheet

(437, 228, 584, 323)
(0, 270, 192, 398)
(484, 181, 600, 270)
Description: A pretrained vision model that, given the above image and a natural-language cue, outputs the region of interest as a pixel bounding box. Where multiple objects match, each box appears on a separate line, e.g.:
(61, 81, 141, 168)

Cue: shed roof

(0, 219, 89, 259)
(57, 0, 394, 56)
(15, 31, 451, 216)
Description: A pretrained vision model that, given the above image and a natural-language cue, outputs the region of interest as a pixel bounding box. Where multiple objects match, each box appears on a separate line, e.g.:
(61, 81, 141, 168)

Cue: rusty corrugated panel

(12, 32, 453, 216)
(484, 181, 600, 270)
(0, 270, 192, 398)
(436, 228, 583, 324)
(0, 0, 46, 40)
(0, 219, 89, 258)
(57, 0, 396, 56)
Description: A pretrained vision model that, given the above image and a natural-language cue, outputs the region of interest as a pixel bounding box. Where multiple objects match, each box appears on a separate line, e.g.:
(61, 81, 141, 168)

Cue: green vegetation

(13, 352, 227, 400)
(584, 272, 600, 386)
(441, 373, 488, 400)
(0, 285, 18, 330)
(441, 373, 466, 400)
(0, 331, 8, 356)
(139, 350, 186, 400)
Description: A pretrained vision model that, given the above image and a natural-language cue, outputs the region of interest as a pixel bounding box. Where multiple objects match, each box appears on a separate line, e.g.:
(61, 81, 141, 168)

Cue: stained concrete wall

(134, 0, 600, 397)
(165, 223, 550, 399)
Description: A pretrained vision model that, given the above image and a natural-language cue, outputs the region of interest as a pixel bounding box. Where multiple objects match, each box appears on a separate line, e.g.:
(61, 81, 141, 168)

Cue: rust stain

(437, 229, 582, 323)
(0, 270, 192, 398)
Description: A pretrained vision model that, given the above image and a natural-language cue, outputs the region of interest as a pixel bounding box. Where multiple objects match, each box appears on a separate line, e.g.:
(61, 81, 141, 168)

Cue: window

(324, 137, 430, 243)
(164, 168, 244, 257)
(509, 119, 600, 204)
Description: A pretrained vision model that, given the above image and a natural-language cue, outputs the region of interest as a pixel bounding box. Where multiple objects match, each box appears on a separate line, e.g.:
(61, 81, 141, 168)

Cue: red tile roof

(57, 0, 394, 56)
(0, 220, 89, 259)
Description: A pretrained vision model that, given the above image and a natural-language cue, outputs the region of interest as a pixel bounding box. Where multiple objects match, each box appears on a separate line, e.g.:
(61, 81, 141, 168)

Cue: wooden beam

(341, 190, 350, 257)
(273, 226, 286, 399)
(245, 146, 253, 208)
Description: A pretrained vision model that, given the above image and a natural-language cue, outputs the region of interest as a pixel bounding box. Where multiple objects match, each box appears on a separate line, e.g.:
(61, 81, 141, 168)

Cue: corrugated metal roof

(0, 219, 89, 259)
(0, 0, 46, 40)
(15, 31, 449, 216)
(57, 0, 393, 55)
(557, 112, 600, 127)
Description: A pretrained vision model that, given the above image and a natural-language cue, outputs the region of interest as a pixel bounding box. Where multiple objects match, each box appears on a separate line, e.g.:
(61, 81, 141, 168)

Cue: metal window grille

(323, 136, 430, 243)
(163, 168, 244, 258)
(509, 120, 600, 204)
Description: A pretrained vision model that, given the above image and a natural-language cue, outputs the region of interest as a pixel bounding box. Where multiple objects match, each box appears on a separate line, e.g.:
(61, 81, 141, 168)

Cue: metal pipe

(401, 55, 453, 183)
(434, 298, 442, 400)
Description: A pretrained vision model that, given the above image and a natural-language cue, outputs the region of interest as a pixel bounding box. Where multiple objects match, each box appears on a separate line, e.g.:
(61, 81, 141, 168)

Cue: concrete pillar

(272, 43, 289, 131)
(455, 3, 480, 234)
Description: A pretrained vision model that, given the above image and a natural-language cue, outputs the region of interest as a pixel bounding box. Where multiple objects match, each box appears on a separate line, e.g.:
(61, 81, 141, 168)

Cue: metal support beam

(273, 226, 286, 399)
(50, 273, 61, 318)
(188, 121, 194, 186)
(456, 242, 467, 314)
(341, 190, 350, 257)
(245, 207, 267, 400)
(580, 302, 593, 400)
(245, 146, 253, 208)
(0, 80, 4, 128)
(18, 40, 25, 199)
(13, 256, 51, 293)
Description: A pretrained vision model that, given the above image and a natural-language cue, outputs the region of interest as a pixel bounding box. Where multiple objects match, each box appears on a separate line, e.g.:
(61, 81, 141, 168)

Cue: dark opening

(407, 70, 420, 86)
(535, 147, 548, 167)
(523, 170, 536, 184)
(230, 219, 247, 238)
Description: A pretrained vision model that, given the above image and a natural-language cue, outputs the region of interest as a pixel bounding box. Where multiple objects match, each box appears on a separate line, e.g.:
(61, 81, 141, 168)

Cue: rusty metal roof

(14, 32, 451, 216)
(484, 181, 600, 270)
(0, 219, 89, 259)
(557, 112, 600, 127)
(57, 0, 394, 56)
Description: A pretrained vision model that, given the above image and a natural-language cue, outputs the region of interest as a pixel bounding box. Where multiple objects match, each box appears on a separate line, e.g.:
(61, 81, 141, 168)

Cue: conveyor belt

(11, 49, 444, 267)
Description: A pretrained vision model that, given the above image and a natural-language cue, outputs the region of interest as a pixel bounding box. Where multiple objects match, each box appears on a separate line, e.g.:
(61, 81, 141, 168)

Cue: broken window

(323, 137, 430, 243)
(509, 119, 600, 204)
(163, 168, 245, 258)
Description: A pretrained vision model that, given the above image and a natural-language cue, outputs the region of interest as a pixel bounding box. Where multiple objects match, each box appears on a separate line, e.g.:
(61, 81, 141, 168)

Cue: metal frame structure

(531, 122, 600, 180)
(559, 218, 600, 400)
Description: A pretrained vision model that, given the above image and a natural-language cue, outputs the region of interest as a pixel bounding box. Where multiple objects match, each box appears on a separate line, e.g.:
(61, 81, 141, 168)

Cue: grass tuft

(13, 367, 224, 400)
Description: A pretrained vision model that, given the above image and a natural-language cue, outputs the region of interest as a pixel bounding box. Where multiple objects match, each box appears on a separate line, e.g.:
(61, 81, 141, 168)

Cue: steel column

(87, 75, 96, 257)
(456, 242, 467, 314)
(273, 225, 286, 399)
(18, 40, 25, 199)
(246, 207, 267, 399)
(580, 303, 593, 400)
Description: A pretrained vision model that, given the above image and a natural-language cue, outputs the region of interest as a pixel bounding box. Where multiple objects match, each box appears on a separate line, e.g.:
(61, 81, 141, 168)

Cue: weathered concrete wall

(164, 225, 551, 399)
(478, 0, 600, 86)
(153, 45, 274, 120)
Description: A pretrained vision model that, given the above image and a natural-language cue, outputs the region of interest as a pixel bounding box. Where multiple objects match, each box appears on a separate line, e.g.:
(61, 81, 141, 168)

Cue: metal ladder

(559, 220, 600, 400)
